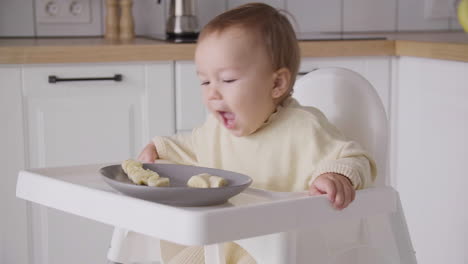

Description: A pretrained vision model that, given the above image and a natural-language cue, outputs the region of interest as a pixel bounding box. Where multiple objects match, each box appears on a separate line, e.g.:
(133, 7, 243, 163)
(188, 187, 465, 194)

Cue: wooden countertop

(0, 31, 467, 64)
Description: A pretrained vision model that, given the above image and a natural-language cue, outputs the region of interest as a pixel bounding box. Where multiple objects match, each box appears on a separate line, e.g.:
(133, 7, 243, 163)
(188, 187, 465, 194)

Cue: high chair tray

(16, 163, 397, 246)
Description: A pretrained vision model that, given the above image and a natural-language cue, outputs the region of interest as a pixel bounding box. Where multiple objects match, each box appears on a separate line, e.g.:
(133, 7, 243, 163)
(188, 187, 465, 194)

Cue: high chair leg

(204, 243, 226, 264)
(389, 194, 417, 264)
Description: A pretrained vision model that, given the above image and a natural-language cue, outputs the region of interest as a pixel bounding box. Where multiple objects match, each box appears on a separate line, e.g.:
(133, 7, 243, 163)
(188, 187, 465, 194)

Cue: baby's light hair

(198, 3, 300, 101)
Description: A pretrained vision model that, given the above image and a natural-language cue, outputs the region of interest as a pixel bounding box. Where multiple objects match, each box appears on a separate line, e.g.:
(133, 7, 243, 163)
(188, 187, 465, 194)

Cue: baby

(137, 3, 376, 263)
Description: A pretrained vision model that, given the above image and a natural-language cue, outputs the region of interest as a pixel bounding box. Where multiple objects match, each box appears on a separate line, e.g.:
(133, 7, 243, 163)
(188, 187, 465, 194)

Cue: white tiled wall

(133, 0, 463, 37)
(132, 0, 166, 39)
(286, 0, 342, 33)
(197, 0, 226, 29)
(343, 0, 397, 32)
(228, 0, 285, 9)
(0, 0, 463, 37)
(0, 0, 35, 36)
(397, 0, 450, 30)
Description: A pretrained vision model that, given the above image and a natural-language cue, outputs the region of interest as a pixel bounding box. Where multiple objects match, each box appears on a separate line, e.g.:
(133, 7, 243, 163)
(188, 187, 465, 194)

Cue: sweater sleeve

(152, 131, 198, 166)
(309, 141, 377, 189)
(301, 105, 377, 190)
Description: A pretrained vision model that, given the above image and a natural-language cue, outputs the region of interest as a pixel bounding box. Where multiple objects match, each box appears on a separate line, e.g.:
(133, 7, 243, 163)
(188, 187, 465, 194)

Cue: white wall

(0, 0, 35, 36)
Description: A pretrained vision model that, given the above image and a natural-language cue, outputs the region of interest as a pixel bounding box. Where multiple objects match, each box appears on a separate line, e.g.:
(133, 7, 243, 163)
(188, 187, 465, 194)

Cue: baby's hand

(137, 142, 159, 163)
(309, 173, 355, 210)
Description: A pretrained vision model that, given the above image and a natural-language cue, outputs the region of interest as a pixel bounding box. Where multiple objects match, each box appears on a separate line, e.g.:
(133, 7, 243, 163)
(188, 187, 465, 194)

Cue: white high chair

(105, 67, 417, 264)
(14, 68, 417, 264)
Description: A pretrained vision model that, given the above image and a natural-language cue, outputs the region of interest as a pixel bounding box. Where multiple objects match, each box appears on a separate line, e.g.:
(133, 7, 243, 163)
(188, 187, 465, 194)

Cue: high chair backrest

(293, 67, 388, 186)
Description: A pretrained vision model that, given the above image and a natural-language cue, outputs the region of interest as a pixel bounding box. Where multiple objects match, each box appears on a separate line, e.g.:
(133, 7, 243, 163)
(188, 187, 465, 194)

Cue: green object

(458, 0, 468, 32)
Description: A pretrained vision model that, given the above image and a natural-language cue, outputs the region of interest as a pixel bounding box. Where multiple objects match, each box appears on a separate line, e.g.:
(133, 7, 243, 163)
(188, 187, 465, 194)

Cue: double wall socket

(34, 0, 102, 36)
(36, 0, 91, 24)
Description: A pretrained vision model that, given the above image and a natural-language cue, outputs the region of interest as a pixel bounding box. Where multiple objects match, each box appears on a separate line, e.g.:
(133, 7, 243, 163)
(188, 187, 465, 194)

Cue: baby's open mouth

(218, 111, 236, 129)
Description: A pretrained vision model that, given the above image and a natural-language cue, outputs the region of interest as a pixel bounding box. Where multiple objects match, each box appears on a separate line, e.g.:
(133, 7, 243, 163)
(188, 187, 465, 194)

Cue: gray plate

(99, 163, 252, 206)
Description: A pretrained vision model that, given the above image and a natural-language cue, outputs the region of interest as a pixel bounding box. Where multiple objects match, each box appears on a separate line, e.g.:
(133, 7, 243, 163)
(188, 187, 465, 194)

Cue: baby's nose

(206, 85, 222, 100)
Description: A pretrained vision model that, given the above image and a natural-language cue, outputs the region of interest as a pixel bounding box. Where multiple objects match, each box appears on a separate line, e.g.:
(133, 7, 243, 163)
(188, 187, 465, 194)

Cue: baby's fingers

(137, 143, 158, 163)
(332, 179, 345, 209)
(309, 179, 336, 202)
(308, 185, 324, 196)
(334, 178, 355, 210)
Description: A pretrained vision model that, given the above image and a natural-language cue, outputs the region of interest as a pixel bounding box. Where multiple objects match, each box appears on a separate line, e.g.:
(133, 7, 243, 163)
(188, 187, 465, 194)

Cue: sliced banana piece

(147, 176, 170, 187)
(187, 173, 210, 188)
(187, 173, 227, 188)
(121, 159, 167, 186)
(122, 159, 142, 174)
(209, 175, 227, 188)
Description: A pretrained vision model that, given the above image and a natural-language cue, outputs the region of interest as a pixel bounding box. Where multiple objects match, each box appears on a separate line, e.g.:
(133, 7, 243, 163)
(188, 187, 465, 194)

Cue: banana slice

(187, 173, 211, 188)
(209, 175, 227, 188)
(187, 173, 227, 188)
(121, 159, 165, 186)
(128, 168, 152, 185)
(147, 176, 170, 187)
(122, 159, 142, 174)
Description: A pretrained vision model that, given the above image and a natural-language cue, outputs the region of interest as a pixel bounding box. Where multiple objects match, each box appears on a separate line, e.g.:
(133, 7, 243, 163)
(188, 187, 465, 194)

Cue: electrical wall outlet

(424, 0, 458, 19)
(35, 0, 102, 36)
(35, 0, 91, 24)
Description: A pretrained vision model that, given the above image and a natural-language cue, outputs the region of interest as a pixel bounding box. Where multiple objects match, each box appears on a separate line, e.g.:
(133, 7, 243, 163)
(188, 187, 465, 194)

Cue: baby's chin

(213, 116, 248, 137)
(224, 122, 260, 137)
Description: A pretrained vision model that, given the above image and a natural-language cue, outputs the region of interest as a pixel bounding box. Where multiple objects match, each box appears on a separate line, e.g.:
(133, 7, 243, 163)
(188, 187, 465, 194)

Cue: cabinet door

(175, 61, 207, 133)
(22, 62, 174, 264)
(0, 66, 29, 264)
(392, 57, 468, 264)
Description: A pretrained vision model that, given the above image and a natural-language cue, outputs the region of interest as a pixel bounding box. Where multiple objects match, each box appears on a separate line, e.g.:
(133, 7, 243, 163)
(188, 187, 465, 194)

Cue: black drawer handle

(48, 74, 123, 83)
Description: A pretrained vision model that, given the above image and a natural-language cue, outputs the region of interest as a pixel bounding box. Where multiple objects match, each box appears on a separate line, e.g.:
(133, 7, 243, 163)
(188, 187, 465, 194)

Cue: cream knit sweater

(152, 97, 376, 263)
(154, 97, 376, 192)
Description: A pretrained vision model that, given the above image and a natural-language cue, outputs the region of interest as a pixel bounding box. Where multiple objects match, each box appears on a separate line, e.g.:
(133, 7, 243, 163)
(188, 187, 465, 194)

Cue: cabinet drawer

(23, 64, 145, 97)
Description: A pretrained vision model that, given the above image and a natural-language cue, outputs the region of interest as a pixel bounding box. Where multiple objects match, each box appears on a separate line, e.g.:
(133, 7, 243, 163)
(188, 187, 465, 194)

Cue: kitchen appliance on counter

(158, 0, 199, 43)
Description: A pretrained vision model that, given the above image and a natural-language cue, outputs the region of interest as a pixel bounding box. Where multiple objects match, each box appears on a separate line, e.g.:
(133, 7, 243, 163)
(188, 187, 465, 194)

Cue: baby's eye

(201, 81, 210, 86)
(223, 79, 236, 83)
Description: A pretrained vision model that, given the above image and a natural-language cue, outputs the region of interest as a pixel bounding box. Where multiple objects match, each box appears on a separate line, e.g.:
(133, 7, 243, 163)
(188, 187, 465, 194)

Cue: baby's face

(195, 27, 277, 137)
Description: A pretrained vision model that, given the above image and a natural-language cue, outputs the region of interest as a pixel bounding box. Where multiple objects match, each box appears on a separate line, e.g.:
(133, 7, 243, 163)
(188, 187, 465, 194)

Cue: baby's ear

(272, 68, 291, 99)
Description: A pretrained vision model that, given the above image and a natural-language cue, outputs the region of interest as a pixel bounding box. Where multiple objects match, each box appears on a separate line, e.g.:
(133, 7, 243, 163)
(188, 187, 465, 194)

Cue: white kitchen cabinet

(23, 64, 147, 167)
(175, 61, 207, 133)
(1, 66, 29, 264)
(18, 62, 174, 264)
(175, 57, 391, 133)
(391, 57, 468, 264)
